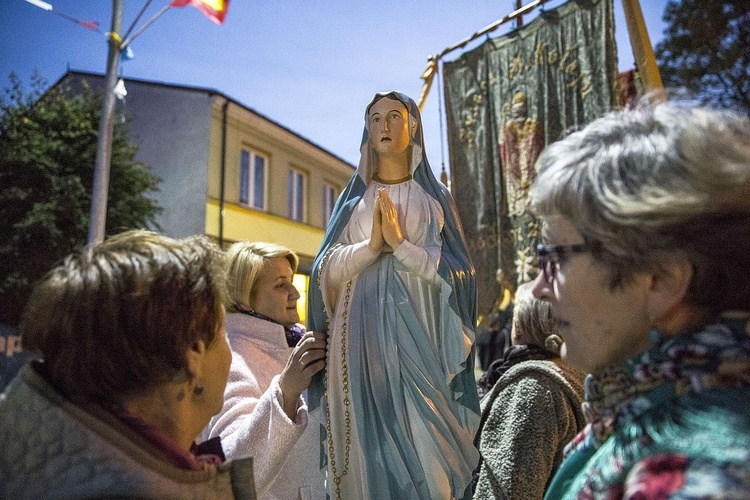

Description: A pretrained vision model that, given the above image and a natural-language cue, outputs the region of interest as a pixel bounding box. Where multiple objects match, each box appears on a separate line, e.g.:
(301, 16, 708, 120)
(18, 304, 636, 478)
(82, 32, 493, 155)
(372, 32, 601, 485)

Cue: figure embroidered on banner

(499, 91, 544, 285)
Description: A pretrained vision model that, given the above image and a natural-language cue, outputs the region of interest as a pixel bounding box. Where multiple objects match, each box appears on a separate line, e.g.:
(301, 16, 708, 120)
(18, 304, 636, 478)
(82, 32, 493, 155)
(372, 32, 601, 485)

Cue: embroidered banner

(443, 0, 617, 320)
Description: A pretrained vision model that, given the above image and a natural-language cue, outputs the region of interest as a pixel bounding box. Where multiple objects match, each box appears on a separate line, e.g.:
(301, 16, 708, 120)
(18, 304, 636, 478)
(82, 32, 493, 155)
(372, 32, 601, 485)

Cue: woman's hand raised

(278, 331, 327, 420)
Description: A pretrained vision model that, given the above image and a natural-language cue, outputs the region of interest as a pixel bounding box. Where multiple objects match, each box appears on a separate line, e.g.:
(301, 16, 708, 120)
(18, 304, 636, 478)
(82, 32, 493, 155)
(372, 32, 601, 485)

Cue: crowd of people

(1, 97, 748, 499)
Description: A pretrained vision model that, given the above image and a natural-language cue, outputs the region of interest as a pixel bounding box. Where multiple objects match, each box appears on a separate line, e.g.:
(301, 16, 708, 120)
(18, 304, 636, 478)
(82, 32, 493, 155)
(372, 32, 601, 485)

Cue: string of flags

(22, 0, 231, 41)
(23, 0, 103, 32)
(22, 0, 230, 112)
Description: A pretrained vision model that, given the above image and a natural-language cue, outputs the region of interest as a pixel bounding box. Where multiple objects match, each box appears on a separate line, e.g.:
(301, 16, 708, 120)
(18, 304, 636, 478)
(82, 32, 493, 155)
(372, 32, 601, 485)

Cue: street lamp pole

(87, 0, 124, 245)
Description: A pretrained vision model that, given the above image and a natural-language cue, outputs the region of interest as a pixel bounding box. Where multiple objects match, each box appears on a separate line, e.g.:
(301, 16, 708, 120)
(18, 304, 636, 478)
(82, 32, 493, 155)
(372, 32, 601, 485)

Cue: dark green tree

(655, 0, 750, 114)
(0, 72, 162, 324)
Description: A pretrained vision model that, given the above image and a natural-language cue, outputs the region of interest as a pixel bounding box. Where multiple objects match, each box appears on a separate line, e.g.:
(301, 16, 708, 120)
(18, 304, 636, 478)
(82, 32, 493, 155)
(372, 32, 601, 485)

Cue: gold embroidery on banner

(509, 52, 525, 79)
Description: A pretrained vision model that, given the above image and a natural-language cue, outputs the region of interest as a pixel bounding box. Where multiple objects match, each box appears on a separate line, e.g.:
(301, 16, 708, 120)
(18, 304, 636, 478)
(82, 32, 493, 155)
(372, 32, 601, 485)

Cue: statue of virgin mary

(308, 91, 480, 500)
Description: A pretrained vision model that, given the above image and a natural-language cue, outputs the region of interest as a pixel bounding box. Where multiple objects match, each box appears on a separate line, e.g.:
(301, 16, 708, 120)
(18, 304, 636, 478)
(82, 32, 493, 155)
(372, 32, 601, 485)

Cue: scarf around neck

(240, 309, 304, 347)
(477, 344, 555, 399)
(564, 313, 750, 458)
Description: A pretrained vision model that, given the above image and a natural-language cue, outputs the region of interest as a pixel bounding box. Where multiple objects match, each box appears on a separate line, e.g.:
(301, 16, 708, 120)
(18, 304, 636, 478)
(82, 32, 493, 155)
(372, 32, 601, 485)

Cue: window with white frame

(288, 168, 306, 222)
(239, 148, 267, 209)
(322, 183, 337, 228)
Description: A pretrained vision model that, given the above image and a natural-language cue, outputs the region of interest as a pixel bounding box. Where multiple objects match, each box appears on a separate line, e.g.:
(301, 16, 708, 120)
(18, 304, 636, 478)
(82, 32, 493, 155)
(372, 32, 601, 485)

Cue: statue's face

(368, 97, 411, 158)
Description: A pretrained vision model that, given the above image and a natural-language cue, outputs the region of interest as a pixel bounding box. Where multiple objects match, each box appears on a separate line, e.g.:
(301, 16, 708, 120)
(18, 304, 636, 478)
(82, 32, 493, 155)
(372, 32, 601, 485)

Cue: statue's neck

(375, 154, 409, 181)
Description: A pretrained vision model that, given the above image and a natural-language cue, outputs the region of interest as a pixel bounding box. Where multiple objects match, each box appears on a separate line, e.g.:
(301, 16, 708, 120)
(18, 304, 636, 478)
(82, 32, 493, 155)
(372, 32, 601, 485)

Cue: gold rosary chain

(318, 246, 353, 500)
(324, 280, 352, 500)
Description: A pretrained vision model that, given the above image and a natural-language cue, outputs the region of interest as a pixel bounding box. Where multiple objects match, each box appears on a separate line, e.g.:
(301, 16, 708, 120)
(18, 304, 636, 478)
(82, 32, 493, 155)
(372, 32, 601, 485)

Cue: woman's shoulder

(636, 387, 750, 443)
(574, 388, 750, 497)
(484, 360, 586, 420)
(581, 416, 750, 500)
(488, 364, 579, 413)
(623, 452, 750, 498)
(225, 314, 288, 350)
(1, 364, 249, 499)
(502, 358, 585, 390)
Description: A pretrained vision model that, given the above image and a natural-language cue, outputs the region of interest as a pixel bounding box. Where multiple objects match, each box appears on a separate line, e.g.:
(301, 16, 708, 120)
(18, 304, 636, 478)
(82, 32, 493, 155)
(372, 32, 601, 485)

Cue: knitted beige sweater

(474, 359, 585, 500)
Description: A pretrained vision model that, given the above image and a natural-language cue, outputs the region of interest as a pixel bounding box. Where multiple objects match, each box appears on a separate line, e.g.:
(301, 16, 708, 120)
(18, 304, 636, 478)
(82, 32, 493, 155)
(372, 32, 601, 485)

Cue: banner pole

(621, 0, 664, 102)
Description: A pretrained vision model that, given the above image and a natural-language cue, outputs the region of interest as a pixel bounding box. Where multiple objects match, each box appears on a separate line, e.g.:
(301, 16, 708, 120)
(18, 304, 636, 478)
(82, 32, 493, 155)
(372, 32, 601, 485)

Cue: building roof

(54, 69, 355, 171)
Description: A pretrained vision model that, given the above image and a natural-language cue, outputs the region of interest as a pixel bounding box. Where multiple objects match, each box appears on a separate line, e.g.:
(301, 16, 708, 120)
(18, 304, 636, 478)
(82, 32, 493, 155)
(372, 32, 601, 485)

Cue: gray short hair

(513, 282, 560, 355)
(531, 103, 750, 312)
(224, 241, 299, 313)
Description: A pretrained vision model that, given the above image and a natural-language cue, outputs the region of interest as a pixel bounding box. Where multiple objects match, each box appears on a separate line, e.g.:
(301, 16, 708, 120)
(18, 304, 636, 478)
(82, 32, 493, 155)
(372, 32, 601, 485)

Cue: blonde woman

(201, 242, 326, 499)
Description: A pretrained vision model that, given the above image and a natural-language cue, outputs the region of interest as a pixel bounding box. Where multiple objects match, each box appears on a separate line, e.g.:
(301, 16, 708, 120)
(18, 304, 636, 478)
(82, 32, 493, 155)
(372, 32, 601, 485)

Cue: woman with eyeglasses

(530, 103, 750, 498)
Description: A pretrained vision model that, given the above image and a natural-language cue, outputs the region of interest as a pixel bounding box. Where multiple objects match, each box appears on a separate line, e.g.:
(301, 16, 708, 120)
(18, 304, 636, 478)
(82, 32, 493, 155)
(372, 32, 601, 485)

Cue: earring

(544, 334, 563, 355)
(193, 380, 204, 396)
(649, 328, 663, 348)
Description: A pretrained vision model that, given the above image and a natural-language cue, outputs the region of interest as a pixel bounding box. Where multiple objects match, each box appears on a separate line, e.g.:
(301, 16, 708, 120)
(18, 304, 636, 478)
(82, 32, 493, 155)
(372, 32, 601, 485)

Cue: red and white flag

(169, 0, 230, 25)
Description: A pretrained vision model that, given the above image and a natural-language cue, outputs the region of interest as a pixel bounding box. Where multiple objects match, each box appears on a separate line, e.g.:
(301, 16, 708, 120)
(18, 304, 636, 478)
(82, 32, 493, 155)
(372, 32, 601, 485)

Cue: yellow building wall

(293, 274, 310, 325)
(207, 99, 353, 231)
(205, 199, 325, 259)
(204, 98, 353, 328)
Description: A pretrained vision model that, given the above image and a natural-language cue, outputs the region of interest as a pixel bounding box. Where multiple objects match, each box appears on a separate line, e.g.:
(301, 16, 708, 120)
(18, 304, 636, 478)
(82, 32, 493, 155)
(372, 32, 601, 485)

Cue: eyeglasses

(537, 243, 589, 284)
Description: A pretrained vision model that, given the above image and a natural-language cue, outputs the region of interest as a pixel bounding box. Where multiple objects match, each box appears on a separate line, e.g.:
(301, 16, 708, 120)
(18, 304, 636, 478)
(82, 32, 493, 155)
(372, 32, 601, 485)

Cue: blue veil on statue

(308, 91, 480, 499)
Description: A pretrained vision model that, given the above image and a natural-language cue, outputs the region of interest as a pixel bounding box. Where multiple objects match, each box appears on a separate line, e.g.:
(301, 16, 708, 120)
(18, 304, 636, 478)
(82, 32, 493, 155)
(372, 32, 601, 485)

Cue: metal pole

(418, 0, 549, 109)
(219, 98, 229, 247)
(88, 0, 124, 245)
(432, 0, 548, 61)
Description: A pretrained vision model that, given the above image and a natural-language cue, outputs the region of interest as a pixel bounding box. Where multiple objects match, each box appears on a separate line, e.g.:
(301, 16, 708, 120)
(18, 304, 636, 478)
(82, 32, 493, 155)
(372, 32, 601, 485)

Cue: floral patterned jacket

(545, 314, 750, 499)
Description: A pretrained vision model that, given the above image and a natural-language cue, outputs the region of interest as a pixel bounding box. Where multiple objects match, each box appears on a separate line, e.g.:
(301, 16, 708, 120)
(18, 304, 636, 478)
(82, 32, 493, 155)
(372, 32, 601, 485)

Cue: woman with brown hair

(1, 230, 255, 499)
